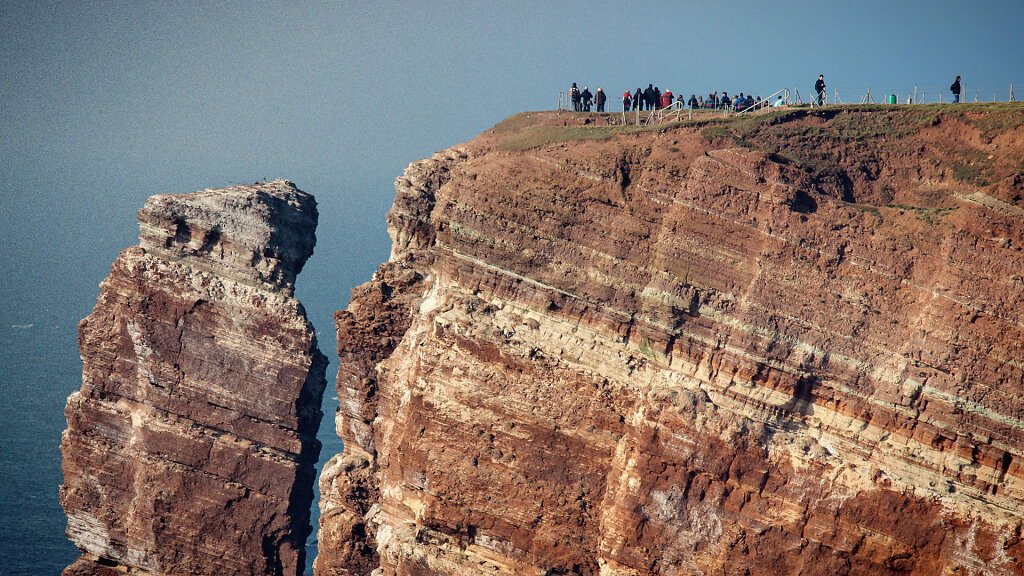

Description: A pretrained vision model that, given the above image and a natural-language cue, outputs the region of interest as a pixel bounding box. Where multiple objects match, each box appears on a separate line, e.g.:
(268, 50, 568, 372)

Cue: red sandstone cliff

(61, 180, 327, 576)
(318, 105, 1024, 576)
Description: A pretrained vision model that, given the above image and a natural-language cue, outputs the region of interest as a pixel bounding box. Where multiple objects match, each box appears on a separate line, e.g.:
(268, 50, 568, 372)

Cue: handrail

(645, 100, 688, 125)
(620, 88, 798, 125)
(809, 86, 828, 108)
(737, 88, 791, 115)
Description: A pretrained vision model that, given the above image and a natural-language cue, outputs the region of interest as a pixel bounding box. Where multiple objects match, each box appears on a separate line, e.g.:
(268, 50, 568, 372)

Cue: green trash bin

(888, 94, 897, 104)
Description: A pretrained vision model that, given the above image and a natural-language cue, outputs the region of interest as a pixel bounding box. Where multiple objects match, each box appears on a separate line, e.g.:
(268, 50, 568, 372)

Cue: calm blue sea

(0, 315, 82, 576)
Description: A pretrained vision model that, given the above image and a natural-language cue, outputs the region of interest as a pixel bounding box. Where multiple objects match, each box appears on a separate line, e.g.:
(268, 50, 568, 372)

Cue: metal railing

(646, 100, 688, 124)
(736, 89, 792, 115)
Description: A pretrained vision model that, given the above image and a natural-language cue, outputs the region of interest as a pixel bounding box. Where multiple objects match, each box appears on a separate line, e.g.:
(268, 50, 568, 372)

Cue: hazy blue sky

(1, 2, 1022, 574)
(3, 0, 1023, 324)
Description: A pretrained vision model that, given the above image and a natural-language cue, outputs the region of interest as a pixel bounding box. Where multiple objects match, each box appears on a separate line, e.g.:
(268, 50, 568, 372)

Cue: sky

(1, 1, 1022, 574)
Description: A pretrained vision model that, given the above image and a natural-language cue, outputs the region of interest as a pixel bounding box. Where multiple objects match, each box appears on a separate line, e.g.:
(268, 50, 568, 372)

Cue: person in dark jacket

(688, 94, 698, 109)
(595, 88, 607, 112)
(634, 88, 644, 111)
(581, 86, 593, 111)
(570, 82, 580, 111)
(643, 84, 655, 111)
(815, 74, 826, 106)
(653, 87, 662, 110)
(951, 75, 961, 103)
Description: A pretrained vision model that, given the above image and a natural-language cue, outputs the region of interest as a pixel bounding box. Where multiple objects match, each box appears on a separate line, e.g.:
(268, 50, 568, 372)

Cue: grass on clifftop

(499, 124, 663, 151)
(495, 102, 1024, 152)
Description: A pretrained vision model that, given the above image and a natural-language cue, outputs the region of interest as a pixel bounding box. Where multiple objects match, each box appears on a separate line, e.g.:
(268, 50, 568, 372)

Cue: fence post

(914, 84, 918, 104)
(1010, 84, 1015, 102)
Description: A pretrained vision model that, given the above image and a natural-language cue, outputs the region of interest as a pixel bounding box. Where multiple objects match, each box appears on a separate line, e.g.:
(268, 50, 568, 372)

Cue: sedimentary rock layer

(319, 106, 1024, 575)
(61, 180, 327, 576)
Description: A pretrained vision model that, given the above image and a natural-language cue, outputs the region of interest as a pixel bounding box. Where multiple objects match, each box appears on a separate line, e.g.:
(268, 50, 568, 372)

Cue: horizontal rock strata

(319, 107, 1024, 576)
(61, 180, 327, 576)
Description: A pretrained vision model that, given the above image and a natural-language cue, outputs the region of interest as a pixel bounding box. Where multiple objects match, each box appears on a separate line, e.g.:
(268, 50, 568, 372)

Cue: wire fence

(558, 82, 1020, 114)
(801, 83, 1018, 106)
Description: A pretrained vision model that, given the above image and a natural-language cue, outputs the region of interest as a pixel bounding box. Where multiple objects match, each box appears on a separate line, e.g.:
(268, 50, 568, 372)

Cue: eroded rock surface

(61, 180, 327, 576)
(318, 107, 1024, 576)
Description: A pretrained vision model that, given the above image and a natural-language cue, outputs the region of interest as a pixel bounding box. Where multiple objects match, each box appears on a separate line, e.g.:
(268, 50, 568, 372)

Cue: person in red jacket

(661, 89, 674, 108)
(622, 90, 632, 111)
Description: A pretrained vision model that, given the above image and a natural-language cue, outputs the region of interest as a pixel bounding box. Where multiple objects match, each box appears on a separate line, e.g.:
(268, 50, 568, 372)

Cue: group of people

(615, 84, 765, 112)
(692, 91, 763, 111)
(621, 84, 673, 111)
(571, 82, 768, 114)
(569, 83, 608, 112)
(571, 73, 965, 113)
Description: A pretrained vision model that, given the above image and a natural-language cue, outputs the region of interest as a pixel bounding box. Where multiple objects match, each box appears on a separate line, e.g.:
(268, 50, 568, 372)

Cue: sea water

(0, 241, 376, 576)
(1, 302, 84, 575)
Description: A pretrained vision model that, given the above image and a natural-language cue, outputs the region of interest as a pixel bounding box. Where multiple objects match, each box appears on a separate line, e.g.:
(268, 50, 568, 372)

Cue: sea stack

(60, 180, 327, 576)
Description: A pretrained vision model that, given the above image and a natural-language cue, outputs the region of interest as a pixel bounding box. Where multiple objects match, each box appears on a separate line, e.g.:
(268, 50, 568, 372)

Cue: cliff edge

(61, 180, 327, 576)
(318, 105, 1024, 575)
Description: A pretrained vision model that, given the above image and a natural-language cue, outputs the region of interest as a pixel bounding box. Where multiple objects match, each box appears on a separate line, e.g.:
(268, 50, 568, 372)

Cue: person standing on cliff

(951, 75, 961, 103)
(815, 74, 826, 106)
(570, 83, 581, 111)
(581, 86, 593, 111)
(643, 84, 655, 111)
(595, 88, 607, 112)
(622, 90, 632, 111)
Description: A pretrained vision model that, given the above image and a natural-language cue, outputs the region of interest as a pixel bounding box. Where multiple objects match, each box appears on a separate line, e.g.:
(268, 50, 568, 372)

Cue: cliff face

(61, 181, 327, 576)
(319, 106, 1024, 576)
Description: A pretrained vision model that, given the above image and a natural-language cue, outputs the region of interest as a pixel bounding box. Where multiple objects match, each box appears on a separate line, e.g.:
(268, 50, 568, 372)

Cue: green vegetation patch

(947, 102, 1024, 133)
(699, 125, 752, 147)
(952, 163, 986, 185)
(883, 204, 957, 227)
(951, 149, 994, 186)
(490, 112, 555, 135)
(843, 201, 880, 216)
(499, 124, 660, 151)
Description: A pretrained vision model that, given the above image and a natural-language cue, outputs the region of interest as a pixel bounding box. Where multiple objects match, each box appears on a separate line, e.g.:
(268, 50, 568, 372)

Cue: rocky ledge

(61, 180, 327, 576)
(318, 106, 1024, 576)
